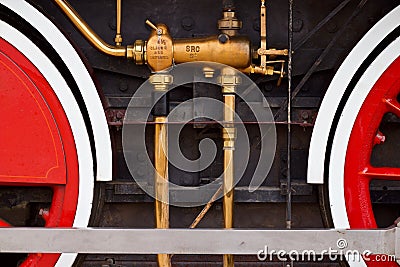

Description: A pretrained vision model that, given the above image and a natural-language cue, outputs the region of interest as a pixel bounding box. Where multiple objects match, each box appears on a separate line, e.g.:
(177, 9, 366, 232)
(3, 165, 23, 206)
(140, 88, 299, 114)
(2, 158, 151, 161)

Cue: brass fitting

(219, 76, 241, 95)
(146, 24, 174, 72)
(127, 40, 146, 65)
(149, 74, 173, 91)
(220, 67, 238, 148)
(222, 127, 236, 149)
(240, 65, 275, 75)
(114, 34, 123, 46)
(257, 48, 289, 57)
(218, 11, 242, 36)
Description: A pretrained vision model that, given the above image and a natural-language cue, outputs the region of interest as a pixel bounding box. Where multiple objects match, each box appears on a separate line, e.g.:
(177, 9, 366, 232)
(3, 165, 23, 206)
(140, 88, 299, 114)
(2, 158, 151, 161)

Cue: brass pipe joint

(222, 127, 236, 150)
(127, 40, 146, 64)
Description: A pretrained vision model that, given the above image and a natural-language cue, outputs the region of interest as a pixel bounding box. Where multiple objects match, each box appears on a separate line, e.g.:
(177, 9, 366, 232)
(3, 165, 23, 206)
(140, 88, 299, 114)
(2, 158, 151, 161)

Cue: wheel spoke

(384, 98, 400, 118)
(360, 166, 400, 181)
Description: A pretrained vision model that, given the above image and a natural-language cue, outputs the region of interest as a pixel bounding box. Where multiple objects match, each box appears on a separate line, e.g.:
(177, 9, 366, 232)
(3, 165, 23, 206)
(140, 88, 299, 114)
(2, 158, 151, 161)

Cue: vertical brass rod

(154, 116, 171, 267)
(223, 94, 235, 267)
(115, 0, 122, 45)
(260, 0, 267, 67)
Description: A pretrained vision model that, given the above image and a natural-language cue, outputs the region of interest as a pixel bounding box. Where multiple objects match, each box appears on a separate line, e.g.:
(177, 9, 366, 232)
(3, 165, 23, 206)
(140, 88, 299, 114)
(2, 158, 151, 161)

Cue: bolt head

(218, 34, 229, 44)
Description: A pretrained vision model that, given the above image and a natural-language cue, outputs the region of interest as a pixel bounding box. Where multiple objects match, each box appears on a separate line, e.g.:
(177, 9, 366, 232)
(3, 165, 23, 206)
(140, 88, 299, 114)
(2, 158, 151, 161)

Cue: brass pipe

(154, 116, 171, 267)
(53, 0, 126, 57)
(220, 67, 237, 267)
(114, 0, 123, 46)
(150, 74, 173, 267)
(223, 94, 235, 267)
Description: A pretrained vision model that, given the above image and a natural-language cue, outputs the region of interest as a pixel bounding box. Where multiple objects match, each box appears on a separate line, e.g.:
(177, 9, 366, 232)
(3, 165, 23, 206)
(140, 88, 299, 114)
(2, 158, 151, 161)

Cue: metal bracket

(0, 227, 398, 260)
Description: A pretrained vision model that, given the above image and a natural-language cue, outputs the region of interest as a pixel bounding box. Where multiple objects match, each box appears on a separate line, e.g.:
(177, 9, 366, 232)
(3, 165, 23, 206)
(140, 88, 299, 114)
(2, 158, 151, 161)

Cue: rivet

(181, 16, 194, 31)
(119, 82, 128, 92)
(293, 19, 303, 32)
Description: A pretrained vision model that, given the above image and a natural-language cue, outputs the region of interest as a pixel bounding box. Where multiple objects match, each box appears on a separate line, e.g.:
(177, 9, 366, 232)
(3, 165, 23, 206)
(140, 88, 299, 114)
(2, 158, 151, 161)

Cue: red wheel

(0, 37, 79, 266)
(0, 1, 112, 265)
(345, 57, 400, 229)
(308, 6, 400, 267)
(344, 57, 400, 266)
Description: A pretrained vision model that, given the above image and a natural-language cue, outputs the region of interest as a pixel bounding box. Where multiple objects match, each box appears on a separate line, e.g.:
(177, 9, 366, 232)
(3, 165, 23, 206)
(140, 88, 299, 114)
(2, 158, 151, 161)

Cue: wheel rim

(341, 57, 400, 267)
(345, 57, 400, 229)
(0, 37, 78, 266)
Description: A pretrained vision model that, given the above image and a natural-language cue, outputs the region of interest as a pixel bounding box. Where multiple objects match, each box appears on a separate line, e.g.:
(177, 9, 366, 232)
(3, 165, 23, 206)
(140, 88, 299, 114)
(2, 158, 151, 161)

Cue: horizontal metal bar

(106, 184, 316, 204)
(0, 228, 396, 256)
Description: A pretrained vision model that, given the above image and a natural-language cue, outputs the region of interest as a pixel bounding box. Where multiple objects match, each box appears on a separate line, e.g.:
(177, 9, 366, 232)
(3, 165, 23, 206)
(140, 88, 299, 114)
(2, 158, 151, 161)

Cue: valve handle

(276, 61, 285, 86)
(146, 19, 163, 35)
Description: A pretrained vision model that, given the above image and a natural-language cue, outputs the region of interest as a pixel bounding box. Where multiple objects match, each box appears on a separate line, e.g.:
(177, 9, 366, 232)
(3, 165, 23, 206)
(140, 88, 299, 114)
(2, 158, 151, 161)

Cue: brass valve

(145, 21, 174, 72)
(54, 0, 288, 81)
(139, 1, 288, 82)
(143, 20, 251, 72)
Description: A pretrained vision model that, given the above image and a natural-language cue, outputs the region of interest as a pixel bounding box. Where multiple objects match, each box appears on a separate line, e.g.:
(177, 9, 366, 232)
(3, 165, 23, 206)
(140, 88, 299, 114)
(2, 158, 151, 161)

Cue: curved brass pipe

(54, 0, 126, 57)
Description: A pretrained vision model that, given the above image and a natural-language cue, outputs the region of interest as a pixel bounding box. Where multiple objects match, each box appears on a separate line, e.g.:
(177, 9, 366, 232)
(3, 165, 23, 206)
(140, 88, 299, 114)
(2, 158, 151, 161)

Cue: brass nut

(218, 20, 242, 30)
(127, 40, 146, 65)
(149, 74, 173, 91)
(218, 11, 242, 30)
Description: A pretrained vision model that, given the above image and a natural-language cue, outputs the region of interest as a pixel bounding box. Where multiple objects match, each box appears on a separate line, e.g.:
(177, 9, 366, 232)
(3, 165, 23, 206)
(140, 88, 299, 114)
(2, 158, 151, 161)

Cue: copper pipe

(53, 0, 126, 57)
(154, 116, 171, 267)
(114, 0, 123, 46)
